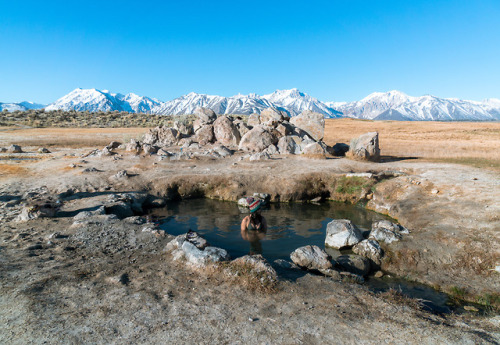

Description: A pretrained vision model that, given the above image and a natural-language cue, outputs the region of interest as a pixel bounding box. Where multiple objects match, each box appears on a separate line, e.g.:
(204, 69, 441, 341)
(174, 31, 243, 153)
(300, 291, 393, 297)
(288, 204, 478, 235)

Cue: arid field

(0, 118, 499, 344)
(2, 118, 499, 170)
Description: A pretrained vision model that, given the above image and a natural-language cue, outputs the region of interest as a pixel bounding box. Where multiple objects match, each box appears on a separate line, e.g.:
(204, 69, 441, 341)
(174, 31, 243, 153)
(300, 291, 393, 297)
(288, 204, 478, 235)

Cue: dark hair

(250, 212, 262, 222)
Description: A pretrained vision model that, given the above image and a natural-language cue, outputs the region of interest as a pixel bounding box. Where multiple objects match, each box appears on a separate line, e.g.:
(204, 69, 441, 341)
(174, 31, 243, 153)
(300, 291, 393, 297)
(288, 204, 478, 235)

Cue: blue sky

(1, 0, 499, 104)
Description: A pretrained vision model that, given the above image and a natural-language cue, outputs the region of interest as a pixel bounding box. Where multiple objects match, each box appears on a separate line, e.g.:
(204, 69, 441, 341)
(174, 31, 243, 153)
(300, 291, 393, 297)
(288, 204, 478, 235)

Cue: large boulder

(238, 125, 277, 152)
(231, 255, 278, 284)
(181, 242, 231, 267)
(143, 127, 179, 147)
(194, 107, 217, 124)
(277, 135, 302, 155)
(290, 245, 333, 270)
(369, 220, 408, 243)
(290, 110, 325, 142)
(233, 119, 251, 137)
(336, 254, 371, 276)
(213, 116, 241, 146)
(325, 219, 363, 249)
(276, 122, 293, 137)
(194, 124, 215, 146)
(352, 239, 384, 266)
(346, 132, 380, 162)
(259, 108, 284, 124)
(247, 113, 261, 127)
(302, 142, 325, 156)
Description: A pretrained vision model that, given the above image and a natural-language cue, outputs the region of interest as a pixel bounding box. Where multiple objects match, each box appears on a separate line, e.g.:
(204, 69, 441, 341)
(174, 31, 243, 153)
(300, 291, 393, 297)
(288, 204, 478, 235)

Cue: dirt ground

(0, 124, 499, 344)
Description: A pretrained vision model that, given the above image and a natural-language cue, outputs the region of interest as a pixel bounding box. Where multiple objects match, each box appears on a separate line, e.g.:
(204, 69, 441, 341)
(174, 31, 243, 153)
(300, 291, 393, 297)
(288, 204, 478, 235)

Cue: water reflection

(150, 199, 392, 262)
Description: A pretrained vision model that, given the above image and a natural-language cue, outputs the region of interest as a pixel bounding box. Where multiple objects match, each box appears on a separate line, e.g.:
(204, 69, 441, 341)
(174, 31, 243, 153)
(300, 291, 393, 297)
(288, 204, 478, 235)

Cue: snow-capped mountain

(327, 90, 500, 121)
(0, 101, 45, 112)
(153, 89, 341, 118)
(262, 88, 342, 118)
(3, 88, 499, 121)
(151, 92, 278, 116)
(45, 88, 161, 113)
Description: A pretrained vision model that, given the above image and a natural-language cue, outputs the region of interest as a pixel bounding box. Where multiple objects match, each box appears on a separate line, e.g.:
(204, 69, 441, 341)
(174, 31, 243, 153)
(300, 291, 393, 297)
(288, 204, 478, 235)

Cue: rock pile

(125, 107, 335, 157)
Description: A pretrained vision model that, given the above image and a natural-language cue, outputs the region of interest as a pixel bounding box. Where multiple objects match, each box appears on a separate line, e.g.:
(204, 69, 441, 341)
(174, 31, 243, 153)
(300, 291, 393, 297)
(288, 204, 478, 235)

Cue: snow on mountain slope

(45, 88, 161, 113)
(152, 92, 278, 116)
(329, 91, 500, 121)
(263, 88, 342, 118)
(7, 88, 498, 121)
(0, 101, 45, 112)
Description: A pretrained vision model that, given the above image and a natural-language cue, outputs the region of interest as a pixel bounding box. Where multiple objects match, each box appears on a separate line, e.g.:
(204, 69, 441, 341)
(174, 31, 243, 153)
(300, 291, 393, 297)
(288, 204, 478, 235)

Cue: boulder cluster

(125, 107, 337, 158)
(289, 218, 409, 281)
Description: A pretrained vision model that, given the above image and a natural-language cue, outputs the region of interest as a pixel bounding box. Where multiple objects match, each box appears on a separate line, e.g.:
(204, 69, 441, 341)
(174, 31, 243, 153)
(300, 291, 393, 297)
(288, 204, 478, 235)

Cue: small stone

(38, 147, 51, 153)
(431, 189, 439, 194)
(464, 306, 479, 312)
(374, 271, 384, 278)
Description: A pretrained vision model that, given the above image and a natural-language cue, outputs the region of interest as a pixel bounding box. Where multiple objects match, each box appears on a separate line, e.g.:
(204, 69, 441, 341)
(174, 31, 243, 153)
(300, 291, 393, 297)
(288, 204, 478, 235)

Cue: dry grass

(325, 119, 500, 170)
(0, 127, 148, 148)
(1, 119, 499, 170)
(0, 164, 28, 177)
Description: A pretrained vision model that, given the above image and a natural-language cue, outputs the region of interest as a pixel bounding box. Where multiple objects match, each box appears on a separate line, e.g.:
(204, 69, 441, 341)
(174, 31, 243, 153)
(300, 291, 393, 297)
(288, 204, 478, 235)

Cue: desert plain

(0, 118, 499, 344)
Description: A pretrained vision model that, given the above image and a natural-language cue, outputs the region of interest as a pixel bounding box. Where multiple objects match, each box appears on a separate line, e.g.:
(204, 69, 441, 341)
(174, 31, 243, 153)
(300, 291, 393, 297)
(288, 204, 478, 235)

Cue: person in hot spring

(240, 198, 267, 255)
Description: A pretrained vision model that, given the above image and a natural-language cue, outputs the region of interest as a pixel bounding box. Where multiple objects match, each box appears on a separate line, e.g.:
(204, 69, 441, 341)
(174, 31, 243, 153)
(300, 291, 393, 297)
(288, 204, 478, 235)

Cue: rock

(249, 152, 270, 161)
(214, 145, 233, 157)
(247, 113, 261, 127)
(231, 255, 278, 283)
(346, 173, 373, 178)
(329, 143, 350, 156)
(143, 127, 179, 147)
(213, 116, 241, 146)
(352, 239, 384, 266)
(165, 231, 209, 252)
(369, 220, 408, 243)
(82, 167, 100, 173)
(125, 139, 142, 153)
(0, 147, 7, 152)
(174, 120, 194, 136)
(336, 254, 371, 276)
(181, 242, 230, 266)
(325, 219, 363, 249)
(273, 259, 300, 270)
(112, 170, 129, 179)
(374, 271, 384, 278)
(263, 144, 279, 155)
(194, 125, 215, 146)
(106, 141, 121, 150)
(233, 119, 251, 137)
(340, 271, 365, 284)
(157, 148, 172, 156)
(290, 245, 333, 270)
(276, 122, 293, 137)
(318, 268, 342, 280)
(290, 110, 325, 141)
(259, 108, 284, 124)
(194, 107, 217, 124)
(277, 135, 302, 155)
(346, 132, 380, 162)
(73, 207, 106, 221)
(142, 144, 158, 155)
(7, 145, 23, 153)
(239, 125, 278, 152)
(38, 147, 51, 153)
(302, 142, 325, 156)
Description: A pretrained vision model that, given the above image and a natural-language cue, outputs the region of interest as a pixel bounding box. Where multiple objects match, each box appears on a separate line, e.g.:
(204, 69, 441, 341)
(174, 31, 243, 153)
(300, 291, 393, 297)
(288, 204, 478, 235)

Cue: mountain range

(2, 88, 500, 121)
